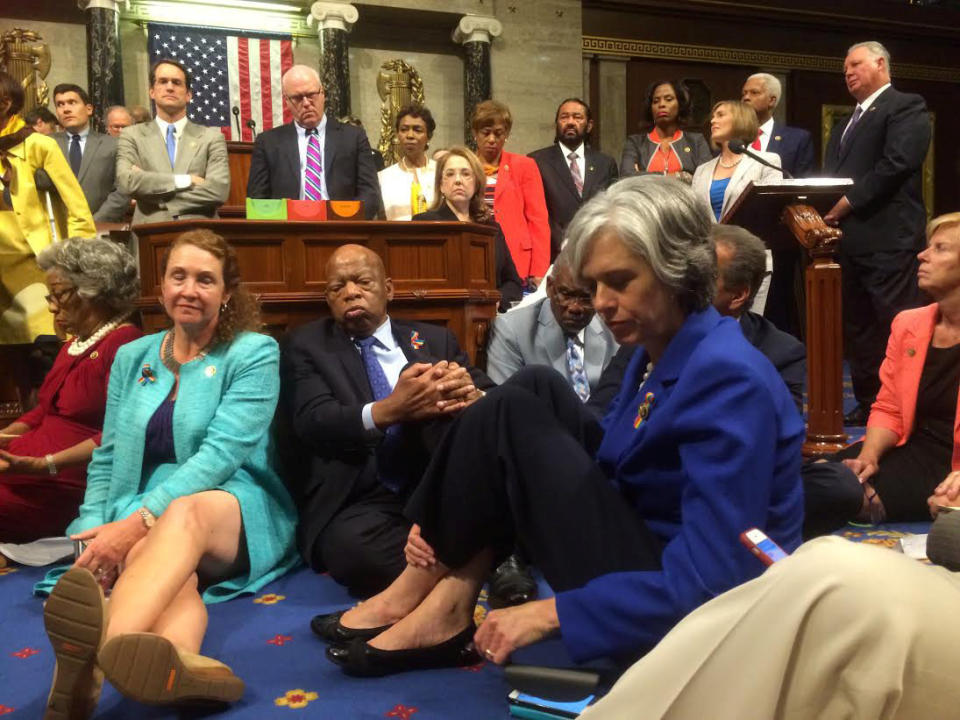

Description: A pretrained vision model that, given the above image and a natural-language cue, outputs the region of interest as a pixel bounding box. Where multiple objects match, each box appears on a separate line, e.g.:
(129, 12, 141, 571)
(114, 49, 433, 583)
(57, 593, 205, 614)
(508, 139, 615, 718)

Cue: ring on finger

(484, 649, 494, 659)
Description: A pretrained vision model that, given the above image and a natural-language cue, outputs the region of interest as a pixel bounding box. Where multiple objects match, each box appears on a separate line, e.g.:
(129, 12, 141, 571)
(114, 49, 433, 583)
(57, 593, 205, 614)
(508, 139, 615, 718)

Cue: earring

(220, 302, 228, 313)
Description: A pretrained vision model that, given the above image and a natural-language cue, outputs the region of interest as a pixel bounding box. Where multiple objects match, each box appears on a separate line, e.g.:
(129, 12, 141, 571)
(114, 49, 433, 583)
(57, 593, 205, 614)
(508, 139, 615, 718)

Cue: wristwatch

(137, 507, 156, 529)
(44, 454, 57, 476)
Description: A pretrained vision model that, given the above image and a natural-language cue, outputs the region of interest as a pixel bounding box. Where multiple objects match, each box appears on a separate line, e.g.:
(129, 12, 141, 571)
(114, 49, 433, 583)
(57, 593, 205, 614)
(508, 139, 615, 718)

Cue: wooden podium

(723, 180, 853, 456)
(132, 219, 502, 365)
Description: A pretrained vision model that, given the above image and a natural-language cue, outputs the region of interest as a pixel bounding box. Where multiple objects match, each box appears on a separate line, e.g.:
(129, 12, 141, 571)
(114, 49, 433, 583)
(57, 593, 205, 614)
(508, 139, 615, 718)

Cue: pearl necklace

(718, 156, 742, 169)
(161, 328, 210, 374)
(638, 361, 654, 390)
(399, 156, 427, 173)
(67, 312, 131, 356)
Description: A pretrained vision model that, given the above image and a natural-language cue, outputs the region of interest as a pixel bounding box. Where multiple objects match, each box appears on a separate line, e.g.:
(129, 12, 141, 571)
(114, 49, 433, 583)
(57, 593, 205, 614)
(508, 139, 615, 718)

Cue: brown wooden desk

(132, 219, 502, 365)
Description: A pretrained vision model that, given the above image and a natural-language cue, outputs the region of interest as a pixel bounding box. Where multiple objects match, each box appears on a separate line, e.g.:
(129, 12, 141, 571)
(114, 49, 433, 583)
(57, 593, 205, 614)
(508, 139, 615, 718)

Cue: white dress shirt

(154, 115, 191, 188)
(67, 124, 90, 156)
(756, 117, 775, 152)
(358, 317, 407, 431)
(295, 115, 329, 201)
(559, 141, 585, 182)
(841, 83, 891, 144)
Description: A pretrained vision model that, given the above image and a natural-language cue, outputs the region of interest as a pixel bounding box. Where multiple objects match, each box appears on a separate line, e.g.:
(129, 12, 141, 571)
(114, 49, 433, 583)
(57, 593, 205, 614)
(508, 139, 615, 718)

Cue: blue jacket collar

(642, 306, 725, 386)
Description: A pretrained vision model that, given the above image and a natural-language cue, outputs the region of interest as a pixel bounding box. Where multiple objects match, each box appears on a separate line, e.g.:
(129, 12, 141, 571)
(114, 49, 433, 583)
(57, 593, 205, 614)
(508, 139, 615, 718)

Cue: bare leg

(368, 548, 492, 650)
(148, 574, 208, 654)
(106, 491, 243, 642)
(340, 562, 448, 629)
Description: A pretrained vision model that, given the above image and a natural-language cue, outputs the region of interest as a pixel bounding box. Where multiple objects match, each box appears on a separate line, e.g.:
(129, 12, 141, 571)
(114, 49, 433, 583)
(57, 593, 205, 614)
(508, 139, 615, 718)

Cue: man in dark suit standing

(246, 65, 380, 219)
(51, 83, 129, 222)
(741, 72, 815, 336)
(280, 244, 493, 599)
(823, 41, 930, 425)
(528, 99, 618, 260)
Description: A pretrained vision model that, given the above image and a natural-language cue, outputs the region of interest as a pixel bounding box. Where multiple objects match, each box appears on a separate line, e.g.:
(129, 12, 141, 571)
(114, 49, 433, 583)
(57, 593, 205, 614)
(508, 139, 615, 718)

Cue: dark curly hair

(640, 79, 692, 129)
(160, 229, 261, 346)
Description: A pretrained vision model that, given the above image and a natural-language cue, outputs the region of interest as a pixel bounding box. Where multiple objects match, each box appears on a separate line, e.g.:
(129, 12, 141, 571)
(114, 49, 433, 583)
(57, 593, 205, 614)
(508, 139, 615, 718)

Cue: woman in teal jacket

(40, 229, 298, 716)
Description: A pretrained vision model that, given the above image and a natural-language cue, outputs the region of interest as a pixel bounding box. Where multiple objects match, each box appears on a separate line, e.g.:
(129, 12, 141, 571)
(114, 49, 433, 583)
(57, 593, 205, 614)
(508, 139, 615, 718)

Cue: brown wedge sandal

(42, 568, 108, 720)
(98, 633, 245, 706)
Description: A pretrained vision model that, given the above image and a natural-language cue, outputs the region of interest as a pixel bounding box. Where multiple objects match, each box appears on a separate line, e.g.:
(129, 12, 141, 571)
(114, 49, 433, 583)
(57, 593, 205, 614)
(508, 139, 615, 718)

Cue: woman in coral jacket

(471, 100, 550, 287)
(804, 212, 960, 532)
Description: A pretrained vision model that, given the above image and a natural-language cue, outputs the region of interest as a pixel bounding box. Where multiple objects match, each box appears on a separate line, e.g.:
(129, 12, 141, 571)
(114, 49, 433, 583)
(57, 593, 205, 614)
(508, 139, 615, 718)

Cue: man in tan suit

(116, 59, 229, 225)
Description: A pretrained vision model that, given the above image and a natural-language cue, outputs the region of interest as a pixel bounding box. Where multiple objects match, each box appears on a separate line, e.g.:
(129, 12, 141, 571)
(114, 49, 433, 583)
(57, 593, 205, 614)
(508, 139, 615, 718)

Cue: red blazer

(868, 303, 960, 470)
(493, 150, 550, 278)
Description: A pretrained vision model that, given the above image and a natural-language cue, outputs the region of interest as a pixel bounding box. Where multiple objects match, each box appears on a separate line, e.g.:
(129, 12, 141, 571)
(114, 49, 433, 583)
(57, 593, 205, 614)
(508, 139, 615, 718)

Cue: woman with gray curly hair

(315, 176, 805, 677)
(0, 237, 141, 545)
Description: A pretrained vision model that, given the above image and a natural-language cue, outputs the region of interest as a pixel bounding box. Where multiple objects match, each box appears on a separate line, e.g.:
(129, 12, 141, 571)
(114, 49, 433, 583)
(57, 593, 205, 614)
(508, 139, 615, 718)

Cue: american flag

(147, 23, 293, 142)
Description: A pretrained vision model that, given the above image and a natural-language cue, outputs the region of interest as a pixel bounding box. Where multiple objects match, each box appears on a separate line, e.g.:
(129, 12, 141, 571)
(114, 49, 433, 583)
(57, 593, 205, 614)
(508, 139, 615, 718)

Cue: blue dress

(709, 177, 731, 221)
(37, 331, 299, 603)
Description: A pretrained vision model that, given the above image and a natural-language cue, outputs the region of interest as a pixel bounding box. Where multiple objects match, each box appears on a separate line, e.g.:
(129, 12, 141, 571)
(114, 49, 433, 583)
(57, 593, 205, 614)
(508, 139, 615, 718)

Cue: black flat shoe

(843, 403, 870, 427)
(488, 554, 537, 609)
(310, 610, 393, 644)
(325, 625, 480, 677)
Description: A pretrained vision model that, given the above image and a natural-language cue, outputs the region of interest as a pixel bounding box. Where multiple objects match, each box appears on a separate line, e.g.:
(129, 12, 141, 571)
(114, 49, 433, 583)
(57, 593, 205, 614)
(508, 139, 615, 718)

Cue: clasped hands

(372, 360, 482, 427)
(0, 450, 46, 474)
(71, 513, 148, 590)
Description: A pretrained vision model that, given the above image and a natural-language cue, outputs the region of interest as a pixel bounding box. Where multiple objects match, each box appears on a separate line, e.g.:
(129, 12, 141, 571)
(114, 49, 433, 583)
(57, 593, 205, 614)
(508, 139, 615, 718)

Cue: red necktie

(751, 129, 762, 151)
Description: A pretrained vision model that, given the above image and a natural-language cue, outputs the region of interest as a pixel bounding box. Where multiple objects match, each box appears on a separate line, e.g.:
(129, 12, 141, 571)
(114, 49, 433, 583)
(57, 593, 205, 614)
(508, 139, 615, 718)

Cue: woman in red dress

(0, 237, 141, 544)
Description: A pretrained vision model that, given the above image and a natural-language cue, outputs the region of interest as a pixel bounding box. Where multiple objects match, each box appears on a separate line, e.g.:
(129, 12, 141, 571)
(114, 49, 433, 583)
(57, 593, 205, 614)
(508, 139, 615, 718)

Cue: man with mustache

(279, 244, 493, 602)
(528, 98, 618, 261)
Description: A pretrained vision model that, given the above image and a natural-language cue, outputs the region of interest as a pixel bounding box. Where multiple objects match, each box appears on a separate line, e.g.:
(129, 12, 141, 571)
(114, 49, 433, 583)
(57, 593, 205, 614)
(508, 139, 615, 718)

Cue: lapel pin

(89, 350, 99, 360)
(774, 135, 782, 141)
(907, 348, 916, 357)
(683, 146, 691, 152)
(410, 331, 424, 350)
(869, 107, 877, 112)
(633, 391, 655, 429)
(205, 365, 217, 377)
(139, 363, 156, 384)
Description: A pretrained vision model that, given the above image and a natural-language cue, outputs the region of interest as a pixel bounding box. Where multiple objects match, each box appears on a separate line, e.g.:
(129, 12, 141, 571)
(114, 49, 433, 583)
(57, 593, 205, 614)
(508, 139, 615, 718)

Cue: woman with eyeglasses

(0, 238, 141, 548)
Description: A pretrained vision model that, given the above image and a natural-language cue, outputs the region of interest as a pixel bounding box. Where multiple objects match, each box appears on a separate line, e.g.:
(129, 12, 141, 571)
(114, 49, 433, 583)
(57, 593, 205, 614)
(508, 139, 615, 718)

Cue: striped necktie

(304, 128, 324, 200)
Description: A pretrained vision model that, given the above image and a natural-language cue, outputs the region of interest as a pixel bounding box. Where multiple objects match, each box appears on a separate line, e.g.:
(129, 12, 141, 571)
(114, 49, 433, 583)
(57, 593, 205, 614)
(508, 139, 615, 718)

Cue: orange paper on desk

(328, 201, 364, 220)
(286, 200, 327, 221)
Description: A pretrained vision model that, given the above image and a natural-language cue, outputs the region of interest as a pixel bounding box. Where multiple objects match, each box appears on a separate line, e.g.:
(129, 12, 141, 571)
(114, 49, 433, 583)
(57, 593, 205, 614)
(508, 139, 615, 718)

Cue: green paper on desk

(245, 198, 288, 220)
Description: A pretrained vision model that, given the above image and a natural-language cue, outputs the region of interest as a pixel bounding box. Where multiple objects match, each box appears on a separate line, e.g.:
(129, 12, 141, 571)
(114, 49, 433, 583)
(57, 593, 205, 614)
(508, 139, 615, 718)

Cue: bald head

(325, 245, 392, 336)
(283, 65, 325, 129)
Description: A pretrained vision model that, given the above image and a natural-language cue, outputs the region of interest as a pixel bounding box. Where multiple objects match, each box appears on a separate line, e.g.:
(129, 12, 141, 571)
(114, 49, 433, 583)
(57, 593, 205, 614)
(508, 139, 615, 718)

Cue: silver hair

(37, 237, 140, 313)
(711, 224, 767, 307)
(847, 41, 892, 76)
(282, 64, 323, 89)
(103, 105, 132, 125)
(563, 176, 716, 314)
(747, 73, 782, 108)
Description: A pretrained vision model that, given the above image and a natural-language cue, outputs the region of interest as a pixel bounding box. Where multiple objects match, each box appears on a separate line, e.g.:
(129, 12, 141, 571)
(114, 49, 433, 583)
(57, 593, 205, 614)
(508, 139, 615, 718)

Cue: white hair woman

(312, 175, 805, 676)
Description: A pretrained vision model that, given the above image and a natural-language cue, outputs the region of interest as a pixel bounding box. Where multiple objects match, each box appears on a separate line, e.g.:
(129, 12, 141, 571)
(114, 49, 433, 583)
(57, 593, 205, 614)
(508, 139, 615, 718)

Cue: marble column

(309, 2, 358, 119)
(453, 15, 502, 148)
(79, 0, 124, 133)
(596, 56, 629, 159)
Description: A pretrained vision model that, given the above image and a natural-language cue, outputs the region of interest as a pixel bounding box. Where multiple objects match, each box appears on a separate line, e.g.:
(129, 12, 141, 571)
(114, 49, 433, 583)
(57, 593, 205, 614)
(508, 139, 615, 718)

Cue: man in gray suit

(116, 59, 229, 225)
(486, 253, 619, 398)
(51, 83, 129, 222)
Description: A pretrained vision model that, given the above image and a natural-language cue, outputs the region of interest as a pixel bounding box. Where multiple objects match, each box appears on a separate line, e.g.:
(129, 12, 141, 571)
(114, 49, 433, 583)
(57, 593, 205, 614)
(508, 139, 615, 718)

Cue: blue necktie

(355, 336, 405, 491)
(566, 337, 590, 402)
(166, 124, 177, 169)
(69, 134, 82, 176)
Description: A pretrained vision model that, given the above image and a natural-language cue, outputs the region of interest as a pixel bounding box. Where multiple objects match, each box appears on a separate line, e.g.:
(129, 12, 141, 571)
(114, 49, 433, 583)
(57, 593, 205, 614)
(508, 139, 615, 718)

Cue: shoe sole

(99, 633, 244, 705)
(43, 568, 107, 720)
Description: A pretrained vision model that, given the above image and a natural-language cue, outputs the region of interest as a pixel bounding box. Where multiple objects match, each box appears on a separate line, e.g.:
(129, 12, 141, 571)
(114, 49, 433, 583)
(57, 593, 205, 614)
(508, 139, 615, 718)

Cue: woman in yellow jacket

(0, 71, 95, 344)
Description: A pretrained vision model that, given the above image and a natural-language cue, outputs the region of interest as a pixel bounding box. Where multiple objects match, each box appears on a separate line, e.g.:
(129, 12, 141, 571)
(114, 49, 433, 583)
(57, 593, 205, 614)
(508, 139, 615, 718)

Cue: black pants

(406, 366, 661, 594)
(840, 250, 924, 407)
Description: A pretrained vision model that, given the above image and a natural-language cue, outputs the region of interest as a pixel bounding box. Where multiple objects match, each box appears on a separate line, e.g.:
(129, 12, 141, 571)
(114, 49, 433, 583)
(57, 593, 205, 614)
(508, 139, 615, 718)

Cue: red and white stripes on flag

(225, 35, 293, 142)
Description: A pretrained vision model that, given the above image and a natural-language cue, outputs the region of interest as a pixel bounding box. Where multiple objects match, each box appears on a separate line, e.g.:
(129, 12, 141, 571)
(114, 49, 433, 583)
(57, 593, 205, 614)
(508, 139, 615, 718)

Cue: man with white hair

(246, 64, 380, 218)
(103, 105, 133, 138)
(823, 41, 930, 426)
(741, 72, 814, 178)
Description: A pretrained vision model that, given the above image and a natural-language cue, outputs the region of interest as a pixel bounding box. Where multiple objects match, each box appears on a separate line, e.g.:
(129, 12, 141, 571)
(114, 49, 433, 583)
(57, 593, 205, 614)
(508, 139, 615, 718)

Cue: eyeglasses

(44, 286, 76, 308)
(285, 90, 323, 106)
(553, 286, 592, 306)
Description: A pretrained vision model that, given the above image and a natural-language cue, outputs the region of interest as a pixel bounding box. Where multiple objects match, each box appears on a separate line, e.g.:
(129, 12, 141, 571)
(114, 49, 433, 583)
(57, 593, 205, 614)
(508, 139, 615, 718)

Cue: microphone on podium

(245, 118, 257, 140)
(231, 106, 241, 138)
(728, 139, 793, 179)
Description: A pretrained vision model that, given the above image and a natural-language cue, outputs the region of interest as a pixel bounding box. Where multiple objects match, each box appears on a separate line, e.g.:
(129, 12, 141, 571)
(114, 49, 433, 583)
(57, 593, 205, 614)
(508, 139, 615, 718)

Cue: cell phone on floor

(507, 689, 594, 719)
(739, 528, 789, 567)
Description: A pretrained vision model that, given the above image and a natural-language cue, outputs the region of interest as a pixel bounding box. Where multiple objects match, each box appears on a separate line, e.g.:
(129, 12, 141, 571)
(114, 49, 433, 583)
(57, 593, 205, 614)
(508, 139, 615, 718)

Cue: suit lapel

(722, 157, 753, 217)
(77, 132, 99, 182)
(766, 123, 783, 157)
(323, 118, 339, 179)
(583, 317, 607, 384)
(144, 122, 171, 171)
(174, 122, 202, 173)
(581, 148, 601, 199)
(391, 321, 433, 365)
(538, 301, 568, 376)
(549, 145, 581, 202)
(837, 89, 889, 165)
(332, 324, 371, 401)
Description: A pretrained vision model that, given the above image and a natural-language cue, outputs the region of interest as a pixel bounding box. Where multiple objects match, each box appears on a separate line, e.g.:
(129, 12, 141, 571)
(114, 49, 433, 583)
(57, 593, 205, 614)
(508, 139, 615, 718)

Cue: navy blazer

(823, 86, 930, 256)
(246, 118, 381, 219)
(555, 307, 804, 661)
(765, 123, 815, 178)
(279, 318, 493, 568)
(739, 311, 806, 412)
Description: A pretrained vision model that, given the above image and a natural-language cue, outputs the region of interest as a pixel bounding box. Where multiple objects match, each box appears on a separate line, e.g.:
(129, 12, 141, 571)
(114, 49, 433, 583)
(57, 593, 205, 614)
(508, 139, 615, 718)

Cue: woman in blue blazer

(40, 230, 298, 713)
(316, 176, 804, 677)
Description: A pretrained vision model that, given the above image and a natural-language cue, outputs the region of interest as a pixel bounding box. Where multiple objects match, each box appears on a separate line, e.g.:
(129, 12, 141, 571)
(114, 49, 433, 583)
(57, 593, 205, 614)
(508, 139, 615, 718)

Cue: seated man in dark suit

(51, 83, 129, 222)
(589, 224, 805, 414)
(486, 253, 618, 396)
(247, 65, 380, 219)
(279, 244, 493, 599)
(528, 98, 618, 261)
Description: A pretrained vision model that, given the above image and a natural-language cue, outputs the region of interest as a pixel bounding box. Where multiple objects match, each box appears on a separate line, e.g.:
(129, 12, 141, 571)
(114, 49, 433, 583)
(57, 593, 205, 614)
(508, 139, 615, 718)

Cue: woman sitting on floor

(414, 146, 523, 311)
(314, 175, 805, 675)
(38, 229, 298, 718)
(0, 237, 141, 548)
(804, 212, 960, 534)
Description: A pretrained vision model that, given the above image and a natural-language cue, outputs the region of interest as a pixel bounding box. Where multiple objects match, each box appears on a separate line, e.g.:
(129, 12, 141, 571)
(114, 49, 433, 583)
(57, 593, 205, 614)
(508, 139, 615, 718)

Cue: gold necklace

(161, 329, 210, 374)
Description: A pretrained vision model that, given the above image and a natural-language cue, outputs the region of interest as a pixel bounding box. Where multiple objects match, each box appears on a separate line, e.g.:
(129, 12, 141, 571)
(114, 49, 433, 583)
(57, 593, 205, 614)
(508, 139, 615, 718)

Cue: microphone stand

(231, 106, 241, 139)
(728, 140, 793, 179)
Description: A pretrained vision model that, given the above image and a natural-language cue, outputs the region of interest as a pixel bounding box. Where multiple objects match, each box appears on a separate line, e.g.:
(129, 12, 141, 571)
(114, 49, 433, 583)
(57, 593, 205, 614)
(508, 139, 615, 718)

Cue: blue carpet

(0, 564, 572, 718)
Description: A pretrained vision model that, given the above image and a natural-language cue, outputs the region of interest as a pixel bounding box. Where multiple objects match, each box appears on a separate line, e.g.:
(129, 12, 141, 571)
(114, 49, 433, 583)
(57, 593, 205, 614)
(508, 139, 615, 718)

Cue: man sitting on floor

(279, 244, 493, 599)
(486, 253, 619, 398)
